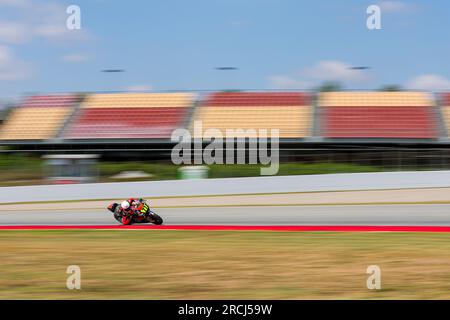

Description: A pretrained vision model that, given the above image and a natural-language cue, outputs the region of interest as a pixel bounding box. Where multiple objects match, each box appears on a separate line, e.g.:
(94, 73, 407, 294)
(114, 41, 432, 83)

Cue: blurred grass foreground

(1, 230, 450, 299)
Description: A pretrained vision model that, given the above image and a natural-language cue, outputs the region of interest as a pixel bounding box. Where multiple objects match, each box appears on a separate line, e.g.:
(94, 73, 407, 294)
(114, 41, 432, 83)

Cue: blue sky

(0, 0, 449, 98)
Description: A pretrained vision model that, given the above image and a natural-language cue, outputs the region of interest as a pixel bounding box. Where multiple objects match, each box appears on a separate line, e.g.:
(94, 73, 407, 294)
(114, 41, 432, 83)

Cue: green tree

(317, 81, 343, 92)
(379, 85, 403, 92)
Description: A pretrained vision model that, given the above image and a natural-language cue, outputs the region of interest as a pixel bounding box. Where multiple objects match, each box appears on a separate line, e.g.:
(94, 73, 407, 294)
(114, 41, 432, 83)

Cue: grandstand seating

(0, 91, 444, 142)
(0, 95, 79, 140)
(440, 93, 450, 136)
(318, 92, 438, 139)
(191, 92, 312, 138)
(62, 93, 194, 139)
(441, 93, 450, 107)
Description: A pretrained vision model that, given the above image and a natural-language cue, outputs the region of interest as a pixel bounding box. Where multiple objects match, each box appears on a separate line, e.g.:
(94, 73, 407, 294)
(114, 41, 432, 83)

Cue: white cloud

(377, 1, 413, 13)
(35, 24, 68, 38)
(0, 0, 91, 44)
(0, 45, 31, 80)
(0, 21, 29, 43)
(269, 75, 312, 90)
(0, 0, 91, 82)
(0, 0, 30, 7)
(0, 46, 11, 65)
(269, 60, 371, 89)
(61, 53, 91, 63)
(304, 60, 369, 82)
(406, 74, 450, 92)
(125, 84, 153, 92)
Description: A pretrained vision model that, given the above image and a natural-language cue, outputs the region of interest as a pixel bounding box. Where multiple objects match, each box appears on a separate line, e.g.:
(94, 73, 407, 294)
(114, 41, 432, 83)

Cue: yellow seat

(0, 107, 72, 140)
(191, 105, 311, 138)
(82, 93, 195, 108)
(318, 92, 433, 107)
(441, 106, 450, 136)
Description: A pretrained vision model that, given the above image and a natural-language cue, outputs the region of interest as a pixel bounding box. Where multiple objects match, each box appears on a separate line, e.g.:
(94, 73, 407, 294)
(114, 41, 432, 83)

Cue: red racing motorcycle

(107, 201, 163, 225)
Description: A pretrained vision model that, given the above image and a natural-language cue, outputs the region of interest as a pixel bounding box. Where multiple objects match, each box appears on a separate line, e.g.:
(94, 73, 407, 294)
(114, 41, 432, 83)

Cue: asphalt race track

(0, 204, 449, 226)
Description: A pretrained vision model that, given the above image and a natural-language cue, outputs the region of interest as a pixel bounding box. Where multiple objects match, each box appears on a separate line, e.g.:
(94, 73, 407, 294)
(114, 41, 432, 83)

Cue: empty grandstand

(190, 92, 312, 138)
(62, 93, 194, 139)
(440, 93, 450, 136)
(318, 92, 438, 139)
(0, 95, 81, 141)
(1, 90, 450, 169)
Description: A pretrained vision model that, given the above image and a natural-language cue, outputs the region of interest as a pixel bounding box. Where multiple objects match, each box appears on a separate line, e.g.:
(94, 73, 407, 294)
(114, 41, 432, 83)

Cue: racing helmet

(121, 200, 130, 210)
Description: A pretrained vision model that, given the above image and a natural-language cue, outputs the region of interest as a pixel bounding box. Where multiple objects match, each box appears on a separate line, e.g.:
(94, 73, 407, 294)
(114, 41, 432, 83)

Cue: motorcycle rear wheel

(148, 211, 163, 225)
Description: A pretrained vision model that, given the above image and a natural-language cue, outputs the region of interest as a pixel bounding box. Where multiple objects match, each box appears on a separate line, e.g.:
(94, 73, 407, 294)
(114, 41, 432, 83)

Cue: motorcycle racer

(107, 198, 163, 226)
(119, 198, 146, 225)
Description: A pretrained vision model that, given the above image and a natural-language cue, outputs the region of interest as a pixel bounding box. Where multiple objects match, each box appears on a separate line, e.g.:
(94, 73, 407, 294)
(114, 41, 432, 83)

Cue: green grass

(208, 162, 382, 178)
(0, 154, 43, 185)
(1, 230, 450, 299)
(100, 162, 383, 181)
(0, 154, 385, 186)
(99, 162, 179, 181)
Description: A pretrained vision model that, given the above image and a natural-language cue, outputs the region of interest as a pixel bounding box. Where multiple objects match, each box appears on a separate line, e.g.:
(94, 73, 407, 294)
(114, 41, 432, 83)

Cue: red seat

(322, 106, 438, 138)
(64, 107, 188, 139)
(205, 92, 311, 106)
(441, 93, 450, 106)
(21, 95, 78, 108)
